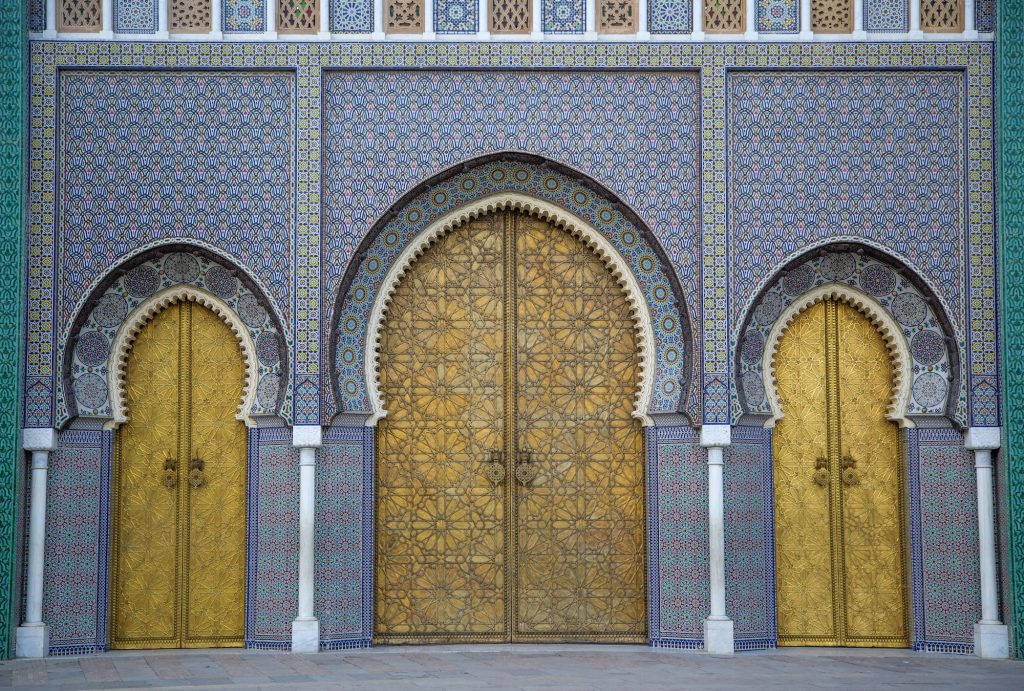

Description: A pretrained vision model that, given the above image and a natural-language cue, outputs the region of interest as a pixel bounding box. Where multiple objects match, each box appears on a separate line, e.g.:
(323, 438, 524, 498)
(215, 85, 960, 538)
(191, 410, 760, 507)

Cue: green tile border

(0, 0, 25, 660)
(999, 1, 1024, 660)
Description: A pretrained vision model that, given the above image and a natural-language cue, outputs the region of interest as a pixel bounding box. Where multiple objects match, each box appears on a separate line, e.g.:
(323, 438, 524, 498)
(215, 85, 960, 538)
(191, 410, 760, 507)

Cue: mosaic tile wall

(544, 0, 585, 32)
(435, 0, 478, 32)
(316, 427, 370, 648)
(733, 251, 962, 425)
(246, 427, 299, 648)
(57, 71, 294, 403)
(332, 159, 691, 420)
(41, 429, 110, 655)
(225, 0, 267, 31)
(728, 70, 997, 427)
(331, 0, 373, 32)
(648, 0, 691, 32)
(724, 426, 774, 649)
(758, 0, 798, 32)
(114, 0, 158, 33)
(650, 426, 708, 647)
(865, 0, 907, 31)
(322, 70, 701, 419)
(911, 427, 982, 653)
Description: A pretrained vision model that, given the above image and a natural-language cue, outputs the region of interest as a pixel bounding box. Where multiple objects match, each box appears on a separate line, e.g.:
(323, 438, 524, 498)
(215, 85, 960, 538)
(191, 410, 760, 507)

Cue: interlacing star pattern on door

(375, 210, 646, 643)
(111, 300, 247, 649)
(773, 299, 909, 648)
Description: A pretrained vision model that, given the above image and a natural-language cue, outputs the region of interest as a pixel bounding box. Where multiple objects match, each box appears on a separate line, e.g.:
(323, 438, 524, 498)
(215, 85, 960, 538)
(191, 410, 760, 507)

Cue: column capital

(292, 425, 323, 449)
(699, 424, 731, 448)
(22, 428, 58, 453)
(965, 427, 1001, 451)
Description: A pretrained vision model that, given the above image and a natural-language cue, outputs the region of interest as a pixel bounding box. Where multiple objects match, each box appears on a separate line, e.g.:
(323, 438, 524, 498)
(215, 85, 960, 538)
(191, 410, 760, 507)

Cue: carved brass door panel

(111, 301, 247, 649)
(773, 299, 908, 647)
(375, 211, 645, 643)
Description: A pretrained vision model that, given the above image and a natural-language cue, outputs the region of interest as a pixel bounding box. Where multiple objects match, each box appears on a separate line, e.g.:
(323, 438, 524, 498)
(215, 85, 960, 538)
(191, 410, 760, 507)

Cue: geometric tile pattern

(648, 0, 692, 32)
(1, 0, 24, 659)
(997, 0, 1024, 657)
(733, 251, 962, 425)
(60, 250, 290, 426)
(225, 0, 266, 30)
(544, 0, 585, 32)
(316, 427, 366, 647)
(322, 71, 701, 416)
(651, 426, 709, 644)
(41, 429, 111, 656)
(246, 427, 298, 648)
(724, 426, 775, 650)
(758, 0, 798, 32)
(330, 0, 373, 32)
(976, 0, 993, 32)
(30, 0, 46, 31)
(114, 0, 158, 32)
(865, 0, 907, 31)
(435, 0, 478, 31)
(728, 69, 996, 427)
(910, 428, 980, 652)
(331, 159, 691, 419)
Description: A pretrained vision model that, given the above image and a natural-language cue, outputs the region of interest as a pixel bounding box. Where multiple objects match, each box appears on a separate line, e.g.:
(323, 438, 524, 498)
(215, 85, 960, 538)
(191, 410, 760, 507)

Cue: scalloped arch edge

(761, 283, 914, 429)
(363, 192, 657, 427)
(106, 286, 261, 430)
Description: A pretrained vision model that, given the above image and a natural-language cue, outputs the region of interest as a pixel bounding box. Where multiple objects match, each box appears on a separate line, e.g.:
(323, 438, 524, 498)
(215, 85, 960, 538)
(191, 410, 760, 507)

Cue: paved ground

(0, 645, 1021, 690)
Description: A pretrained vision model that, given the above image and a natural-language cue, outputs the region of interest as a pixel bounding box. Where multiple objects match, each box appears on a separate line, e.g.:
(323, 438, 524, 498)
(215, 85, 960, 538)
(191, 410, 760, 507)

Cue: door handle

(813, 456, 829, 487)
(163, 454, 177, 489)
(841, 454, 858, 486)
(483, 449, 505, 486)
(189, 457, 206, 488)
(515, 446, 538, 486)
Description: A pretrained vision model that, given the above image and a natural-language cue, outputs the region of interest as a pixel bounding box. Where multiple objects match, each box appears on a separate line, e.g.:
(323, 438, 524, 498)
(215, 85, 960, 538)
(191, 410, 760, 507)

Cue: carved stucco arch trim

(762, 283, 913, 430)
(365, 192, 657, 427)
(107, 286, 260, 430)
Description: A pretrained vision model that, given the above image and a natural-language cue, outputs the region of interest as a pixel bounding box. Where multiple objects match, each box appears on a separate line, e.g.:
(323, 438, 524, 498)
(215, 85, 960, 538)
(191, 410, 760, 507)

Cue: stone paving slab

(0, 645, 1021, 690)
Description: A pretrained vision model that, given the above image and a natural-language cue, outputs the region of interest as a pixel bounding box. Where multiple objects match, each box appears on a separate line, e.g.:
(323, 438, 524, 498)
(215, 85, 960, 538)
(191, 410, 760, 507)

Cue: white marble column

(852, 0, 865, 37)
(318, 0, 331, 36)
(798, 0, 811, 39)
(636, 0, 649, 38)
(16, 429, 58, 659)
(292, 425, 322, 653)
(424, 0, 437, 38)
(157, 0, 169, 38)
(700, 424, 733, 655)
(691, 0, 703, 39)
(963, 0, 977, 38)
(964, 428, 1009, 659)
(44, 0, 57, 37)
(744, 0, 757, 38)
(584, 0, 597, 38)
(100, 0, 114, 36)
(210, 0, 224, 38)
(908, 0, 922, 38)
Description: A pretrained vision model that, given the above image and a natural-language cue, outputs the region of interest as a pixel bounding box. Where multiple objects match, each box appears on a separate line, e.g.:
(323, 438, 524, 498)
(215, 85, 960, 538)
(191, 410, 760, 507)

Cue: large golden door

(376, 210, 646, 643)
(773, 299, 908, 647)
(111, 301, 247, 649)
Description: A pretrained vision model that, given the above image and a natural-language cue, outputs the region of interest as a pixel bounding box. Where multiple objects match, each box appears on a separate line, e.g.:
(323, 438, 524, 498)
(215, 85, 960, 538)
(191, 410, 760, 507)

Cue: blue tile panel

(322, 70, 701, 419)
(224, 0, 266, 31)
(114, 0, 158, 32)
(758, 0, 799, 32)
(436, 0, 478, 31)
(865, 0, 907, 31)
(544, 0, 585, 32)
(648, 0, 692, 32)
(246, 427, 299, 648)
(331, 0, 373, 32)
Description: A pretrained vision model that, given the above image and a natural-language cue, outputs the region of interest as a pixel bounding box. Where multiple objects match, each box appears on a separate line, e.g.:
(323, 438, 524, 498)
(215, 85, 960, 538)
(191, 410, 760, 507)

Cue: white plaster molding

(107, 286, 260, 429)
(699, 424, 731, 448)
(22, 428, 58, 452)
(364, 192, 657, 427)
(293, 424, 323, 448)
(965, 426, 1001, 450)
(761, 283, 913, 429)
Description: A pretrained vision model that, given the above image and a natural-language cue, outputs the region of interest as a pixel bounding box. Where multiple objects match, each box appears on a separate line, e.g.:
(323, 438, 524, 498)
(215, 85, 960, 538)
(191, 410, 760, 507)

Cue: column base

(16, 624, 49, 658)
(291, 617, 320, 653)
(703, 617, 734, 655)
(973, 622, 1009, 659)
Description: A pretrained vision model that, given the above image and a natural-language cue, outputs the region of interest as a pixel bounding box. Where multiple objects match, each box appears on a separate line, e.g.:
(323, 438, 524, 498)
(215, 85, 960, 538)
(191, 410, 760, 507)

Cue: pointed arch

(365, 192, 656, 427)
(762, 283, 913, 429)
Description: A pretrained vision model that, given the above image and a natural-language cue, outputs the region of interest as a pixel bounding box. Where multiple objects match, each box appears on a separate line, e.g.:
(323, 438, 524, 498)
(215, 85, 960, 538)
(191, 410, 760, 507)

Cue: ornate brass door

(773, 299, 908, 647)
(375, 211, 646, 643)
(111, 300, 247, 649)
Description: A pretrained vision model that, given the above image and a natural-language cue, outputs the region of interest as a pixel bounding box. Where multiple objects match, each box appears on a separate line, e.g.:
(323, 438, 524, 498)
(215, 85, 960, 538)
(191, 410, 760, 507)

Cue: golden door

(111, 301, 247, 649)
(773, 299, 908, 647)
(375, 211, 646, 643)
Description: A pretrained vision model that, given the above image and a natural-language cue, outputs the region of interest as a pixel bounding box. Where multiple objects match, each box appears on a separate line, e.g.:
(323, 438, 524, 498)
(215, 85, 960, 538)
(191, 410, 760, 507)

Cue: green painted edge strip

(998, 0, 1024, 660)
(0, 0, 25, 660)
